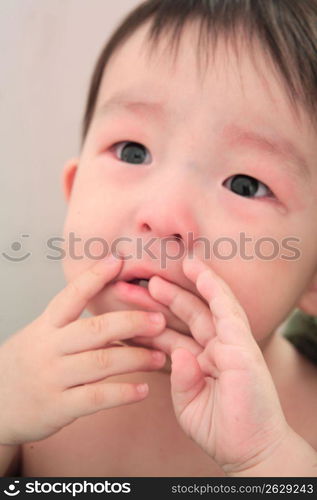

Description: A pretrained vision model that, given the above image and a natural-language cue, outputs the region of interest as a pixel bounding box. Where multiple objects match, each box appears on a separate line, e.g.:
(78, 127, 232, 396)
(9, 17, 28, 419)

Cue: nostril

(173, 233, 182, 240)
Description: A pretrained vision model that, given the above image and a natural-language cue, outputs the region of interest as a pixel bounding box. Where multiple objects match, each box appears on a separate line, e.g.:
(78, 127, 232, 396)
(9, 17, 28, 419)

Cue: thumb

(171, 348, 205, 415)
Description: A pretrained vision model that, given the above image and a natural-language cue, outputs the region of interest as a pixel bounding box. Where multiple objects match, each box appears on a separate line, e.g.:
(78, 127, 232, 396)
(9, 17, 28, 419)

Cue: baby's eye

(223, 174, 274, 199)
(111, 141, 151, 165)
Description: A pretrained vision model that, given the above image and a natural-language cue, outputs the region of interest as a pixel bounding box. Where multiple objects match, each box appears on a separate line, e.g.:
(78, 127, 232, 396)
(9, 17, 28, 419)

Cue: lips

(111, 262, 196, 297)
(106, 262, 196, 337)
(116, 267, 158, 283)
(112, 266, 166, 290)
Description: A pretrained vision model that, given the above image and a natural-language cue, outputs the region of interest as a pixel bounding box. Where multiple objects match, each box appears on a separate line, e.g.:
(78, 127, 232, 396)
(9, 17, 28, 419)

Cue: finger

(129, 327, 203, 358)
(148, 275, 216, 347)
(201, 337, 263, 374)
(196, 338, 222, 377)
(197, 271, 254, 347)
(57, 345, 166, 388)
(183, 255, 255, 348)
(170, 348, 206, 418)
(61, 381, 150, 418)
(58, 310, 166, 354)
(43, 255, 123, 328)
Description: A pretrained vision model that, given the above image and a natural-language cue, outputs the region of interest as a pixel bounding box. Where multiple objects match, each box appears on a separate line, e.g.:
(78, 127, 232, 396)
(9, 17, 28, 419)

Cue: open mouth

(127, 278, 150, 288)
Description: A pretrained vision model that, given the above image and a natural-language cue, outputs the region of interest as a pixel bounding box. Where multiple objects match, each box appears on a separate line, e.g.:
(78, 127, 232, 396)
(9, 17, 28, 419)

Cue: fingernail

(137, 383, 149, 395)
(149, 312, 164, 324)
(152, 351, 166, 364)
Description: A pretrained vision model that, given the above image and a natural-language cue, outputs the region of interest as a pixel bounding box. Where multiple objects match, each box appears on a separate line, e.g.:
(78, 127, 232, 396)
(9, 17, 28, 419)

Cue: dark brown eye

(224, 174, 273, 198)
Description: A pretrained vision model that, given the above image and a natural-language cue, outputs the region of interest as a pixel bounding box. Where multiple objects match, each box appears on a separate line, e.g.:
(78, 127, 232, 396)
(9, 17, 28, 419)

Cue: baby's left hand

(137, 254, 292, 475)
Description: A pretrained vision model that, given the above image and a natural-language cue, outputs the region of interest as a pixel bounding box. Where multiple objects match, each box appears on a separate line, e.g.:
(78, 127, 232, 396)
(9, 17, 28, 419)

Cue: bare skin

(20, 319, 317, 477)
(20, 256, 317, 477)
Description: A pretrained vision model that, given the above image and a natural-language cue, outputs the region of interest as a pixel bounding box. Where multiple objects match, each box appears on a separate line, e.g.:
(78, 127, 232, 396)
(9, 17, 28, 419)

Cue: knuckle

(89, 315, 106, 335)
(132, 348, 149, 366)
(170, 292, 184, 316)
(93, 348, 110, 370)
(68, 280, 84, 300)
(67, 279, 90, 305)
(169, 291, 180, 309)
(225, 299, 241, 320)
(87, 384, 105, 408)
(239, 347, 254, 364)
(126, 310, 144, 330)
(189, 305, 202, 329)
(226, 315, 245, 334)
(117, 383, 132, 401)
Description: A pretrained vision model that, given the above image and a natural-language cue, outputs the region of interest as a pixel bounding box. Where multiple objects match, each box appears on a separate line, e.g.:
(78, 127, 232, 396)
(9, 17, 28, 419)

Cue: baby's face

(62, 21, 317, 344)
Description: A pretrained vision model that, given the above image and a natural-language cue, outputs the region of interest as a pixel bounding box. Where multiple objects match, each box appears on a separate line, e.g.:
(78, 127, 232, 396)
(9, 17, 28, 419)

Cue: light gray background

(0, 0, 141, 341)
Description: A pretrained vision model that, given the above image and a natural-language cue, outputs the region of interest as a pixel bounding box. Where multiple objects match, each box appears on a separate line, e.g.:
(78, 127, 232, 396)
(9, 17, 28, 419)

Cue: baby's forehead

(100, 23, 293, 115)
(98, 49, 301, 133)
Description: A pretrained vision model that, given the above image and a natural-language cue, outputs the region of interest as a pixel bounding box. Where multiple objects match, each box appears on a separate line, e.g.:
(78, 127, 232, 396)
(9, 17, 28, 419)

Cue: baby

(1, 0, 317, 477)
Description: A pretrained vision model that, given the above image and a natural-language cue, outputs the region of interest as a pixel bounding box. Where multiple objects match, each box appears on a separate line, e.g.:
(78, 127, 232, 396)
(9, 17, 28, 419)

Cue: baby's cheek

(224, 259, 299, 342)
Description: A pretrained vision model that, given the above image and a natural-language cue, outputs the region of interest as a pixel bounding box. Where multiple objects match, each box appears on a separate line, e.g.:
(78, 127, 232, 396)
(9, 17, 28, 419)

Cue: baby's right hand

(0, 255, 166, 446)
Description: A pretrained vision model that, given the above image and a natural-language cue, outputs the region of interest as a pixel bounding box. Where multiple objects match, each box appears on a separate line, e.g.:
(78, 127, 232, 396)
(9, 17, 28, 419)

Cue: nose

(133, 177, 200, 252)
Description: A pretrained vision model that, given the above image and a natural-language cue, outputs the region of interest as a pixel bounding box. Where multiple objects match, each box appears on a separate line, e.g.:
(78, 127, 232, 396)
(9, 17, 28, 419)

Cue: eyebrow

(96, 93, 168, 122)
(96, 94, 311, 181)
(221, 124, 311, 181)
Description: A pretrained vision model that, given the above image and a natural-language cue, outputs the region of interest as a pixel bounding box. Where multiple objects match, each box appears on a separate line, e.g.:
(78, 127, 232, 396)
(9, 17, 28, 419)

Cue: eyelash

(110, 141, 275, 199)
